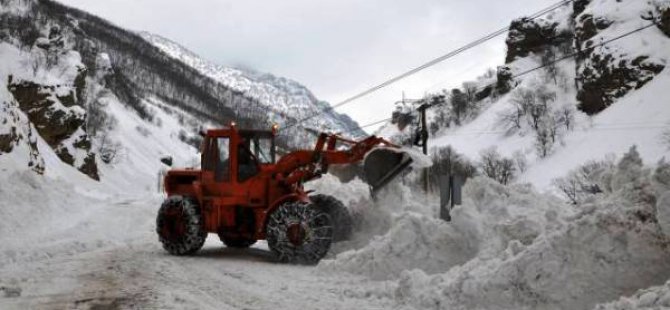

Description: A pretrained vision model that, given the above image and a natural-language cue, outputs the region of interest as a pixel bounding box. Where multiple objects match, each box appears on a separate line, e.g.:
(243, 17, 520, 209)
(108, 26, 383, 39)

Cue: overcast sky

(59, 0, 560, 131)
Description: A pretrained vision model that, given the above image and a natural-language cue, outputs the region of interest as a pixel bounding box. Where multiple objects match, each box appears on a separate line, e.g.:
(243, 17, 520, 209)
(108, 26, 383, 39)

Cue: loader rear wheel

(156, 196, 206, 255)
(266, 201, 333, 264)
(310, 194, 353, 242)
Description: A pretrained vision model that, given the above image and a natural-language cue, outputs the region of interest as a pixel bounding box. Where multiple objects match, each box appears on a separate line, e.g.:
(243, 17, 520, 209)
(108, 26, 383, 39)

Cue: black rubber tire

(310, 194, 353, 242)
(218, 235, 257, 248)
(266, 201, 333, 264)
(156, 196, 207, 255)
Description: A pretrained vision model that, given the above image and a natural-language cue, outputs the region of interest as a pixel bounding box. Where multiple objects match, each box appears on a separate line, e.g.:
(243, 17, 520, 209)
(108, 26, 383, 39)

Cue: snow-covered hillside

(377, 0, 670, 192)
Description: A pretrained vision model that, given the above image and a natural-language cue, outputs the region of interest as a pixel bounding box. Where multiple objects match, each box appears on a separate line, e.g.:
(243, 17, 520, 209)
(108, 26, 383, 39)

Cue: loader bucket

(363, 148, 413, 193)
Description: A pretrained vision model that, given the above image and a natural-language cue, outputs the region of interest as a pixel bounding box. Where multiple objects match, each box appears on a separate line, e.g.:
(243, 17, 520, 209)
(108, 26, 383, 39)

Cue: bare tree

(541, 47, 558, 84)
(498, 158, 516, 185)
(552, 175, 580, 204)
(552, 159, 613, 204)
(543, 115, 560, 144)
(429, 146, 477, 191)
(555, 104, 575, 131)
(528, 86, 555, 130)
(479, 147, 516, 185)
(498, 105, 524, 133)
(463, 82, 478, 103)
(450, 88, 468, 125)
(535, 124, 553, 158)
(498, 88, 533, 133)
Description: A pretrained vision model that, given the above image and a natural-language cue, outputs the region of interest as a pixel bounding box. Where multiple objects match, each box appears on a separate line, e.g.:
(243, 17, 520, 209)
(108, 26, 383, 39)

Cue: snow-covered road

(0, 196, 397, 310)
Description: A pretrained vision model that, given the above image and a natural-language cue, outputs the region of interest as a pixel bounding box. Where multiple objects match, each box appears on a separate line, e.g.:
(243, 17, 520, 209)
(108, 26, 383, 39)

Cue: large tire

(218, 234, 257, 248)
(266, 201, 333, 264)
(156, 196, 207, 255)
(310, 194, 353, 242)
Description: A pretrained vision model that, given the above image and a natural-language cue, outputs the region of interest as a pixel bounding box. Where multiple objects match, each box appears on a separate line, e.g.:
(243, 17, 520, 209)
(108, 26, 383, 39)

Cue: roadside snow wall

(318, 147, 670, 310)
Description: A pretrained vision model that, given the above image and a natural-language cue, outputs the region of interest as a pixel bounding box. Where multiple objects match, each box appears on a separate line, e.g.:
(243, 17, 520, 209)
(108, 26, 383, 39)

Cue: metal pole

(419, 104, 429, 192)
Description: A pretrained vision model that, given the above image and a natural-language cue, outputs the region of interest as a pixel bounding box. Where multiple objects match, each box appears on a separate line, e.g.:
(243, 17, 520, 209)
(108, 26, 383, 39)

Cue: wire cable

(280, 0, 575, 133)
(344, 22, 659, 135)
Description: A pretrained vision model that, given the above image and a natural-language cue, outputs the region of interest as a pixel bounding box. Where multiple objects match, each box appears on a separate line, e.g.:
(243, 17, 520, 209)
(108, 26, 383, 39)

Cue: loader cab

(201, 126, 276, 185)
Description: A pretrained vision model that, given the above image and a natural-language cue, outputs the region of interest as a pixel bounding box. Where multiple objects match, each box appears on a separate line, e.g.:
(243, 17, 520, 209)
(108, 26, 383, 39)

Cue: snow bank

(307, 175, 436, 256)
(319, 177, 568, 280)
(392, 151, 670, 310)
(593, 280, 670, 309)
(316, 148, 670, 310)
(319, 211, 476, 280)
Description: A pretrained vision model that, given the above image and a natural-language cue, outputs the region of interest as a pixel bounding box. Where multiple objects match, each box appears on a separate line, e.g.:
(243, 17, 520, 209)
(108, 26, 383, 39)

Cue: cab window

(238, 143, 258, 182)
(251, 136, 275, 164)
(215, 137, 230, 182)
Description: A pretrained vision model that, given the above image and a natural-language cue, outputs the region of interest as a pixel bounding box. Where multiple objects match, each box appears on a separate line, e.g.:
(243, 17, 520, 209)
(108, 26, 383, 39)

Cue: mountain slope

(377, 0, 670, 191)
(0, 0, 364, 183)
(139, 32, 364, 139)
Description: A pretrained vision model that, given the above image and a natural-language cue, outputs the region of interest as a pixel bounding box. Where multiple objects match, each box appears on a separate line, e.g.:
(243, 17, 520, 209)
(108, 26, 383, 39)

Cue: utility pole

(417, 103, 429, 192)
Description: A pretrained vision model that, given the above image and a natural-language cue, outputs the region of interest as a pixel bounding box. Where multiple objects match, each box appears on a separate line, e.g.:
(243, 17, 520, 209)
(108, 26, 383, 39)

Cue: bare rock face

(572, 0, 591, 18)
(0, 90, 45, 174)
(8, 79, 99, 180)
(658, 6, 670, 37)
(9, 82, 83, 145)
(495, 66, 514, 95)
(505, 18, 573, 63)
(575, 13, 612, 44)
(577, 53, 665, 114)
(0, 114, 19, 154)
(573, 1, 666, 115)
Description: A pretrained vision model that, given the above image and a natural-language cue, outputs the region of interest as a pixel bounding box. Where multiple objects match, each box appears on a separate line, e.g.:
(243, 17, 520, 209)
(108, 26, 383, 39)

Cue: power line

(438, 124, 670, 137)
(420, 22, 658, 111)
(345, 22, 659, 135)
(280, 0, 574, 133)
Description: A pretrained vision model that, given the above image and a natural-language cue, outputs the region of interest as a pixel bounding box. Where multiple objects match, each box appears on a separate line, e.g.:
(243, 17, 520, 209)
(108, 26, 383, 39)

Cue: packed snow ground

(0, 190, 399, 309)
(3, 147, 670, 310)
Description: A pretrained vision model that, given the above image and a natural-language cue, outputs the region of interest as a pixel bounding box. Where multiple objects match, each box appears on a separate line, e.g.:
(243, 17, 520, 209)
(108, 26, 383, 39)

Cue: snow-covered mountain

(0, 0, 364, 183)
(139, 32, 364, 139)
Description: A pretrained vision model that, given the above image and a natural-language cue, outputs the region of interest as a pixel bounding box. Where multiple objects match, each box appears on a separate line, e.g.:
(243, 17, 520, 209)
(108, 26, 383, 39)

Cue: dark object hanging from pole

(414, 104, 429, 192)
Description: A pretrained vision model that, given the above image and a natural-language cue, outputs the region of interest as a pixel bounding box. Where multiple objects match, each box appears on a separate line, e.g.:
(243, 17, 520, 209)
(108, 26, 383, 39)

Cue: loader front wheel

(266, 201, 333, 264)
(156, 196, 206, 255)
(310, 194, 353, 242)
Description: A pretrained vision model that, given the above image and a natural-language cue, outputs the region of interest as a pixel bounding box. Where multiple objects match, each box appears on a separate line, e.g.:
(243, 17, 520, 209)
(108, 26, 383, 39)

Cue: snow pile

(306, 173, 370, 207)
(391, 149, 670, 310)
(306, 175, 421, 255)
(593, 280, 670, 309)
(319, 211, 476, 280)
(319, 177, 568, 281)
(315, 147, 670, 310)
